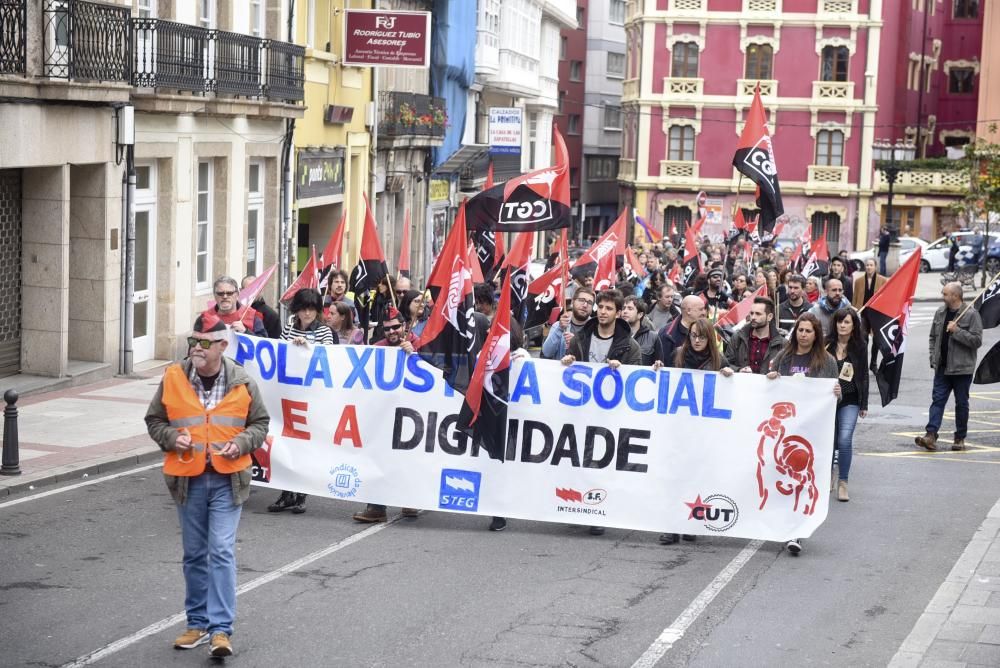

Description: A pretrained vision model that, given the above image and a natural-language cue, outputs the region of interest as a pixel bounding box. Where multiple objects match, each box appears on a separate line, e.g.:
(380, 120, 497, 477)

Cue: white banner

(228, 335, 835, 542)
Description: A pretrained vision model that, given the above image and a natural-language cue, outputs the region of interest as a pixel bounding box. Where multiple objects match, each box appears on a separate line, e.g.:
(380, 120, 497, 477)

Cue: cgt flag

(503, 230, 534, 324)
(571, 208, 627, 280)
(466, 127, 572, 233)
(679, 225, 702, 287)
(415, 200, 478, 394)
(973, 272, 1000, 329)
(733, 86, 784, 234)
(525, 235, 569, 331)
(457, 269, 512, 462)
(348, 194, 389, 342)
(801, 225, 830, 278)
(865, 248, 921, 406)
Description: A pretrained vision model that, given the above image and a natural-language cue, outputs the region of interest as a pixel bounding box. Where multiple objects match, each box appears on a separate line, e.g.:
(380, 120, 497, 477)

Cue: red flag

(348, 193, 388, 293)
(525, 256, 570, 330)
(495, 230, 507, 269)
(485, 161, 494, 190)
(398, 209, 411, 279)
(457, 268, 510, 462)
(593, 243, 617, 292)
(802, 233, 829, 278)
(691, 214, 706, 237)
(466, 126, 572, 232)
(733, 86, 784, 233)
(865, 249, 921, 406)
(321, 214, 346, 271)
(716, 284, 768, 328)
(571, 210, 626, 279)
(733, 209, 747, 231)
(772, 219, 786, 240)
(625, 246, 648, 280)
(235, 264, 277, 317)
(280, 245, 319, 304)
(668, 262, 681, 285)
(746, 214, 759, 238)
(467, 241, 486, 283)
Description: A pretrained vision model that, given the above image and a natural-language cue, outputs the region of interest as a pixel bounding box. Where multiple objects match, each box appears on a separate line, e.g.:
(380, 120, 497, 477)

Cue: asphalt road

(4, 301, 1000, 668)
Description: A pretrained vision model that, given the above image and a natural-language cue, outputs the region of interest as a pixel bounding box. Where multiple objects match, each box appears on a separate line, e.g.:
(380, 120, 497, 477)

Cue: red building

(620, 0, 984, 253)
(555, 1, 588, 238)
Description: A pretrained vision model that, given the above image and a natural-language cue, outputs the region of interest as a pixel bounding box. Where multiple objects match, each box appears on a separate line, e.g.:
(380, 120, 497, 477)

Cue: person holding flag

(541, 287, 596, 360)
(241, 274, 280, 338)
(916, 282, 983, 452)
(210, 276, 267, 337)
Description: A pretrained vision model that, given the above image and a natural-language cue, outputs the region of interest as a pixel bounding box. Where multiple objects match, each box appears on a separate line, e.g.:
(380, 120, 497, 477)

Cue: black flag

(973, 274, 1000, 329)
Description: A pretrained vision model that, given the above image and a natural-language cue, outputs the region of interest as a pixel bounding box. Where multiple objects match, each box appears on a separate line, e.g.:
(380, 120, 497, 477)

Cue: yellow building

(978, 1, 1000, 145)
(293, 0, 373, 271)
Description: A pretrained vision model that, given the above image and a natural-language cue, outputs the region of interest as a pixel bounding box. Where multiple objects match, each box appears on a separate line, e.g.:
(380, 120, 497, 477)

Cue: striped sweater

(280, 319, 337, 345)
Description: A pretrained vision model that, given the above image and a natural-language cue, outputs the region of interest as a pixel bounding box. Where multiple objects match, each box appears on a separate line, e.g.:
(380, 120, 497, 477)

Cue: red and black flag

(865, 248, 921, 406)
(571, 209, 627, 280)
(801, 225, 830, 278)
(733, 87, 783, 234)
(457, 269, 512, 462)
(623, 246, 648, 282)
(679, 225, 702, 287)
(466, 127, 572, 233)
(973, 272, 1000, 330)
(415, 201, 478, 393)
(503, 230, 534, 323)
(280, 245, 320, 305)
(593, 242, 618, 292)
(348, 194, 389, 342)
(525, 235, 569, 331)
(397, 209, 411, 279)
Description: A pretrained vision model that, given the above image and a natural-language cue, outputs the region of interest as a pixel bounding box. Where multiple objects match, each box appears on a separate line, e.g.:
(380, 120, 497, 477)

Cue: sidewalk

(0, 372, 164, 497)
(890, 496, 1000, 667)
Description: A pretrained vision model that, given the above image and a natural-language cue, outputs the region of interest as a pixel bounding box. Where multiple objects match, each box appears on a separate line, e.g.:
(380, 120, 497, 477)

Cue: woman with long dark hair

(398, 289, 428, 338)
(767, 312, 841, 555)
(826, 309, 868, 502)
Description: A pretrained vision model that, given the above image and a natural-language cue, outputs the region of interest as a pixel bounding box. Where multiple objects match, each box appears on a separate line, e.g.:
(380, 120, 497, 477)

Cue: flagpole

(955, 268, 1000, 320)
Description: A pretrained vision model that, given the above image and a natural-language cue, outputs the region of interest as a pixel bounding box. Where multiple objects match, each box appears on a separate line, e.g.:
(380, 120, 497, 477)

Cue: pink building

(620, 0, 984, 253)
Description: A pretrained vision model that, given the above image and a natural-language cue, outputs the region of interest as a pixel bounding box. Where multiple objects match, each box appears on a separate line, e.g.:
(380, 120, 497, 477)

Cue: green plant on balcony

(396, 102, 417, 127)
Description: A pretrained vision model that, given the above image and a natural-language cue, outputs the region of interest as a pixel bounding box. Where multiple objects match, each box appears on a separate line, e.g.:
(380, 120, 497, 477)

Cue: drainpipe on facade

(370, 0, 379, 221)
(118, 168, 127, 375)
(279, 0, 297, 308)
(123, 146, 135, 376)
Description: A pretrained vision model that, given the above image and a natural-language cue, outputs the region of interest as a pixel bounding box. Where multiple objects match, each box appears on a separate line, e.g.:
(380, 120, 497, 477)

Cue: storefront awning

(434, 144, 489, 174)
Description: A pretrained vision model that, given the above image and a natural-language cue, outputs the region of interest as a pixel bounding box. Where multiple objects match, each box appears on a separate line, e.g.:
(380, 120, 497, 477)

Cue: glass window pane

(197, 254, 207, 283)
(135, 211, 149, 292)
(133, 301, 147, 338)
(198, 193, 208, 221)
(135, 166, 151, 191)
(199, 162, 209, 189)
(198, 222, 208, 251)
(249, 164, 260, 193)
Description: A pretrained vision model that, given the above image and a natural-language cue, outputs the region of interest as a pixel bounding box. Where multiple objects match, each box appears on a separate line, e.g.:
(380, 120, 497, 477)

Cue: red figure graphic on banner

(756, 402, 818, 516)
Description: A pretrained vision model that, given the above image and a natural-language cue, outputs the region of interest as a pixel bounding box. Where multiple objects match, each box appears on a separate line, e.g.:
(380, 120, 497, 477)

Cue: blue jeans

(878, 252, 888, 277)
(834, 404, 860, 481)
(926, 372, 973, 440)
(177, 472, 243, 635)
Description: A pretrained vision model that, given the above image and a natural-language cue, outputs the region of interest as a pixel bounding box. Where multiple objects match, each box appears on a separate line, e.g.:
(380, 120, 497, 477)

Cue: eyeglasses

(690, 334, 709, 342)
(214, 290, 236, 298)
(187, 337, 222, 350)
(384, 323, 403, 332)
(575, 298, 595, 307)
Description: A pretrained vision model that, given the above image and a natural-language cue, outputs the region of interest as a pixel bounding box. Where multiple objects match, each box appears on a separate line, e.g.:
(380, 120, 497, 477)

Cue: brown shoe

(209, 632, 233, 657)
(352, 506, 388, 523)
(952, 439, 967, 451)
(837, 480, 849, 502)
(401, 508, 419, 518)
(915, 432, 938, 451)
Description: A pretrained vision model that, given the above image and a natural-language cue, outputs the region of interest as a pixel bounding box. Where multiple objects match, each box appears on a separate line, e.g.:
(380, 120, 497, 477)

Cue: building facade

(620, 0, 984, 255)
(555, 0, 588, 240)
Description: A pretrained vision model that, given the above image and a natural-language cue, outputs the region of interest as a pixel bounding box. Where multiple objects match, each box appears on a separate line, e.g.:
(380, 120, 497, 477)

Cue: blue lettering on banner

(327, 463, 362, 499)
(438, 468, 481, 512)
(510, 362, 540, 404)
(276, 343, 304, 386)
(344, 347, 374, 390)
(701, 374, 733, 420)
(403, 354, 434, 393)
(559, 365, 593, 406)
(234, 335, 254, 366)
(592, 367, 623, 409)
(669, 372, 699, 416)
(256, 340, 276, 380)
(303, 346, 334, 388)
(374, 347, 404, 391)
(625, 369, 656, 412)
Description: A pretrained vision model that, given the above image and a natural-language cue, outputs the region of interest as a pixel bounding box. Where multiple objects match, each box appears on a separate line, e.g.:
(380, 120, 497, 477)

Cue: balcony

(669, 0, 706, 10)
(659, 160, 699, 181)
(737, 79, 777, 98)
(873, 168, 968, 195)
(132, 19, 304, 104)
(623, 78, 639, 100)
(378, 91, 446, 149)
(0, 0, 26, 74)
(812, 80, 856, 102)
(662, 77, 703, 98)
(806, 165, 850, 193)
(743, 0, 779, 11)
(819, 0, 857, 13)
(42, 0, 130, 82)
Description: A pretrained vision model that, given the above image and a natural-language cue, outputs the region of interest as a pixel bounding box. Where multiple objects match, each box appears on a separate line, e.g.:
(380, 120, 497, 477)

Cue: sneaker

(786, 539, 802, 555)
(589, 526, 605, 536)
(290, 493, 306, 514)
(489, 517, 507, 532)
(209, 632, 233, 657)
(173, 628, 208, 649)
(267, 491, 295, 513)
(837, 480, 849, 502)
(401, 508, 419, 519)
(952, 439, 967, 452)
(352, 506, 388, 523)
(659, 533, 679, 545)
(915, 432, 938, 451)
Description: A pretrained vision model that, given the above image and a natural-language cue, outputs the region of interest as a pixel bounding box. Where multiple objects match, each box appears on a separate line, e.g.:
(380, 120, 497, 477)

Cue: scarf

(683, 345, 712, 370)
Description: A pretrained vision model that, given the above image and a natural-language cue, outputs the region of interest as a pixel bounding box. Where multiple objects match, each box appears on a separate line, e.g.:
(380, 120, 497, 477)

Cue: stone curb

(0, 448, 162, 498)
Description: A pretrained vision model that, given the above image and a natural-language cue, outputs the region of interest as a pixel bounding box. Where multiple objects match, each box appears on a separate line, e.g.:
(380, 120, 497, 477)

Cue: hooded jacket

(567, 318, 642, 366)
(807, 296, 853, 339)
(631, 317, 658, 365)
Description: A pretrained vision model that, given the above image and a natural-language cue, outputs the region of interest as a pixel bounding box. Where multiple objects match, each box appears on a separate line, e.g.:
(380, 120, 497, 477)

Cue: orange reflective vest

(161, 364, 253, 477)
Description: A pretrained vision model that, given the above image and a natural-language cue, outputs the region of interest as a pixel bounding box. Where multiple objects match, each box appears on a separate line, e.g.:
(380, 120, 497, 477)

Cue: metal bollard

(1, 389, 20, 476)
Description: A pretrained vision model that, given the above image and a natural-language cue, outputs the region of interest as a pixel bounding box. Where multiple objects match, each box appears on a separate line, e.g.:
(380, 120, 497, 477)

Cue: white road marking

(60, 518, 399, 667)
(630, 539, 765, 668)
(0, 462, 162, 510)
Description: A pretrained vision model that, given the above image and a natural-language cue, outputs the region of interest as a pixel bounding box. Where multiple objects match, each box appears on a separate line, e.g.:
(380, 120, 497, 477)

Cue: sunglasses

(215, 290, 236, 298)
(187, 337, 222, 350)
(384, 323, 403, 332)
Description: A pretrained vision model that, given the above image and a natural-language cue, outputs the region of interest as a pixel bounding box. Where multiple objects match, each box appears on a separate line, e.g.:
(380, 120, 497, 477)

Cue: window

(570, 60, 582, 81)
(560, 36, 567, 60)
(745, 44, 773, 80)
(607, 52, 626, 77)
(944, 135, 972, 148)
(671, 42, 699, 78)
(247, 162, 263, 277)
(558, 91, 565, 113)
(587, 157, 619, 181)
(576, 6, 585, 28)
(881, 206, 918, 237)
(949, 67, 975, 94)
(603, 105, 622, 130)
(664, 206, 692, 236)
(196, 161, 213, 288)
(570, 168, 579, 187)
(250, 0, 264, 37)
(135, 165, 152, 191)
(198, 0, 215, 29)
(668, 126, 695, 161)
(568, 114, 581, 134)
(610, 0, 626, 24)
(954, 0, 979, 18)
(815, 130, 845, 166)
(136, 0, 155, 19)
(820, 46, 849, 82)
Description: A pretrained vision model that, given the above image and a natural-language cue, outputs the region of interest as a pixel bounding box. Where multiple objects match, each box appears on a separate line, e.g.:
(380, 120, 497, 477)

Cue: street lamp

(873, 139, 917, 244)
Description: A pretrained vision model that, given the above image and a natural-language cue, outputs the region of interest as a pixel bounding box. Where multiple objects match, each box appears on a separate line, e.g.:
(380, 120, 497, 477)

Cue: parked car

(922, 231, 1000, 272)
(848, 236, 928, 272)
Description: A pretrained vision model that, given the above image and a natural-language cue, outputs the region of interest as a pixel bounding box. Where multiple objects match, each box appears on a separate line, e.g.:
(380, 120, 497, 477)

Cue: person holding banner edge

(767, 312, 841, 556)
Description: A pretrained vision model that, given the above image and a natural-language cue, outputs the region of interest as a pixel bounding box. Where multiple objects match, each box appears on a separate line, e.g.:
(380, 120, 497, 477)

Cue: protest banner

(228, 335, 834, 542)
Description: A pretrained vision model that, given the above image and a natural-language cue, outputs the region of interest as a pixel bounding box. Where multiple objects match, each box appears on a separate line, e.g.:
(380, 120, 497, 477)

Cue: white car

(922, 232, 1000, 272)
(848, 236, 928, 272)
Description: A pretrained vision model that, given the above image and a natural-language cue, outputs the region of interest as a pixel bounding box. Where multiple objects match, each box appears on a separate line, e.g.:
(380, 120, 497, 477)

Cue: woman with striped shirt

(268, 288, 336, 514)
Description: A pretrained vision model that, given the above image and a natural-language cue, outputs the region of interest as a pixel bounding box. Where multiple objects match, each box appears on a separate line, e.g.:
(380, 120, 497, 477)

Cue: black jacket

(252, 298, 282, 339)
(827, 339, 870, 411)
(725, 320, 785, 373)
(632, 317, 658, 365)
(568, 319, 642, 365)
(653, 317, 688, 365)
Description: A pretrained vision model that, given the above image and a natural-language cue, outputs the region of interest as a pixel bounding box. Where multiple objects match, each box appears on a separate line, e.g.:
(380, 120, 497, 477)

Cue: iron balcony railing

(380, 92, 447, 138)
(42, 0, 130, 82)
(132, 18, 303, 102)
(0, 0, 26, 74)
